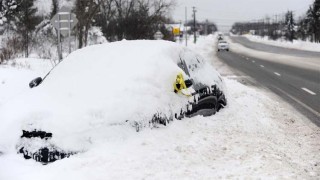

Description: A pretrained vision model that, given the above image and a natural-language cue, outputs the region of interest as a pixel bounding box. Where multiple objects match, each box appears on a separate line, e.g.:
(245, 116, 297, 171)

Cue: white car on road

(217, 40, 229, 51)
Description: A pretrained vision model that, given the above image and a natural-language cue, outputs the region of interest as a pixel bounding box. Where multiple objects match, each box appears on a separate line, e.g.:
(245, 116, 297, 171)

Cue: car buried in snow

(0, 40, 227, 164)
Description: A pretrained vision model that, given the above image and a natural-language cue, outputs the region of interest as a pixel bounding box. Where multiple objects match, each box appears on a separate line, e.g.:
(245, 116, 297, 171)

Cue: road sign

(50, 6, 78, 37)
(154, 31, 164, 40)
(50, 6, 78, 61)
(172, 27, 180, 36)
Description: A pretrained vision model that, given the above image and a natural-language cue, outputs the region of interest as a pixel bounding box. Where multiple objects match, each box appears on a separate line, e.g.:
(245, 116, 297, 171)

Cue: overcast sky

(172, 0, 314, 32)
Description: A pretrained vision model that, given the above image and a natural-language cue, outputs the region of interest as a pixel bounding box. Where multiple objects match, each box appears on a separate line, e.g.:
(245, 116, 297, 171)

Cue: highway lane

(230, 36, 320, 59)
(217, 51, 320, 126)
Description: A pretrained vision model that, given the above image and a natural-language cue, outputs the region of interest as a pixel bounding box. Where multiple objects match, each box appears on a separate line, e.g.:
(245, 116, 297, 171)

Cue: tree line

(0, 0, 177, 63)
(231, 0, 320, 42)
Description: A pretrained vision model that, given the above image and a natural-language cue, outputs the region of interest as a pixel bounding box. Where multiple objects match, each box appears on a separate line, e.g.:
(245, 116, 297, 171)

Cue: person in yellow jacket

(173, 72, 193, 96)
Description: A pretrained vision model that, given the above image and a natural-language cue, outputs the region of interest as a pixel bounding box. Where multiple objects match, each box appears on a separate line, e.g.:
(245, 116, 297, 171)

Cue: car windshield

(219, 41, 227, 43)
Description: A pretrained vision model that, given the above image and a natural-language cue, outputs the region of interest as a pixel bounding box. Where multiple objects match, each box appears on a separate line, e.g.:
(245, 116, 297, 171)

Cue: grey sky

(172, 0, 314, 32)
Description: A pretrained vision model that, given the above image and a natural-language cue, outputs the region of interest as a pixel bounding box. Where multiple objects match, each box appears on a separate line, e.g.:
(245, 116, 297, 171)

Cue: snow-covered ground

(242, 34, 320, 53)
(0, 58, 53, 108)
(226, 36, 320, 72)
(0, 35, 319, 179)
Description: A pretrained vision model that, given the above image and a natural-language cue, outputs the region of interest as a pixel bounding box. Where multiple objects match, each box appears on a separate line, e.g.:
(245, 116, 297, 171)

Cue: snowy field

(0, 36, 319, 179)
(242, 34, 320, 53)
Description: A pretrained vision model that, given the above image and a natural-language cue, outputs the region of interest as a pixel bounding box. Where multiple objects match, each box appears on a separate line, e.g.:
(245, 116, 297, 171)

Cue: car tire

(217, 94, 227, 112)
(187, 96, 217, 117)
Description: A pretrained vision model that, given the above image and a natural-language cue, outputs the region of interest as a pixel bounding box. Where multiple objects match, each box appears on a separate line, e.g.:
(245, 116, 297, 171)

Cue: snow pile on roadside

(0, 40, 224, 154)
(0, 36, 319, 179)
(0, 73, 319, 180)
(0, 58, 52, 108)
(186, 35, 320, 178)
(226, 36, 320, 71)
(243, 34, 320, 53)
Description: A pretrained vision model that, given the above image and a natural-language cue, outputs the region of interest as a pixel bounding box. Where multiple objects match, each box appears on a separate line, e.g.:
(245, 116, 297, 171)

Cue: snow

(226, 36, 320, 72)
(87, 26, 108, 45)
(35, 0, 76, 16)
(242, 34, 320, 53)
(0, 40, 224, 153)
(0, 58, 52, 108)
(0, 35, 319, 179)
(35, 0, 52, 16)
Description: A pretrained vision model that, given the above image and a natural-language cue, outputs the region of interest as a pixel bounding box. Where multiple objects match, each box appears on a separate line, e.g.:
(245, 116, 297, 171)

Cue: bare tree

(75, 0, 102, 48)
(94, 0, 175, 41)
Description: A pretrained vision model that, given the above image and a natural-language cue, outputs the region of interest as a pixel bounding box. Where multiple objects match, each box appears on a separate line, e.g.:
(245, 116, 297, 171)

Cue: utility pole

(275, 14, 279, 38)
(205, 19, 208, 35)
(185, 6, 188, 46)
(192, 7, 197, 44)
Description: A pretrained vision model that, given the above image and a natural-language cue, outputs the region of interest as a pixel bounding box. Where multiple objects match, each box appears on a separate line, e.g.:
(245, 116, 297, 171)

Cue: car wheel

(217, 94, 227, 112)
(186, 96, 217, 117)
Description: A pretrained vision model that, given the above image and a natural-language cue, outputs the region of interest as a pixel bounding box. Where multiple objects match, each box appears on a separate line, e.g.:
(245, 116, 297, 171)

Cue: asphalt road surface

(217, 45, 320, 126)
(230, 36, 320, 59)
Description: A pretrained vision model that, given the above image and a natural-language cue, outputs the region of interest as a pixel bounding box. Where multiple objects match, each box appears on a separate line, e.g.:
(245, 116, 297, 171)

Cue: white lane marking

(274, 72, 281, 76)
(301, 88, 317, 95)
(252, 60, 255, 63)
(260, 65, 264, 68)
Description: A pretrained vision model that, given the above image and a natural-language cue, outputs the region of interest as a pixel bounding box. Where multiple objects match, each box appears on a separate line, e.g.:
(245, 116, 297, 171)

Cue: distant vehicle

(0, 40, 227, 164)
(217, 33, 224, 41)
(217, 40, 229, 51)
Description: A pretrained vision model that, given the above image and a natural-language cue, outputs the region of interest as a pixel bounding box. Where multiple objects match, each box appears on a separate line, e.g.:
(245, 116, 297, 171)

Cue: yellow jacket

(173, 73, 191, 96)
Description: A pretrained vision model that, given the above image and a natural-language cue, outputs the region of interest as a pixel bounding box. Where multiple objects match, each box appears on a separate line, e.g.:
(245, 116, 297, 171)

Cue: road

(217, 40, 320, 126)
(230, 36, 320, 58)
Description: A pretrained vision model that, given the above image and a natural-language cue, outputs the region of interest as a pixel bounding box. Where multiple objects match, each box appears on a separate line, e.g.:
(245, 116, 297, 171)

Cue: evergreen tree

(314, 0, 320, 42)
(14, 0, 40, 57)
(297, 16, 309, 41)
(0, 0, 18, 30)
(306, 0, 320, 42)
(284, 11, 295, 41)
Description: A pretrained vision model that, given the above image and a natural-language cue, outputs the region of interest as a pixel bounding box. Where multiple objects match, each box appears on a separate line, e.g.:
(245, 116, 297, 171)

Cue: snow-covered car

(217, 40, 229, 51)
(0, 40, 227, 164)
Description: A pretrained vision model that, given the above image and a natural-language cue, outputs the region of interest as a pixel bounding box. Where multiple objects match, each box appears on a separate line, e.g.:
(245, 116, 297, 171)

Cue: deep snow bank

(243, 34, 320, 53)
(0, 36, 319, 179)
(0, 76, 318, 180)
(226, 36, 320, 71)
(0, 40, 224, 153)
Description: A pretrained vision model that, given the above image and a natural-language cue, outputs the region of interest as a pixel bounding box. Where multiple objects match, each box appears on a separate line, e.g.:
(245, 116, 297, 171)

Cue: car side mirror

(29, 77, 43, 88)
(185, 79, 193, 88)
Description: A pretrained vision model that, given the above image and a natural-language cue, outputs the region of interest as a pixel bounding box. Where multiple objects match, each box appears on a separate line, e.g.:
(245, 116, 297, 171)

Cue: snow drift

(0, 40, 224, 155)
